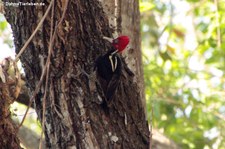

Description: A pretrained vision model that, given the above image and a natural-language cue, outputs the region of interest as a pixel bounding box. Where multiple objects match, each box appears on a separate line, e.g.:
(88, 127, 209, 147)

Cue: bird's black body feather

(95, 49, 122, 101)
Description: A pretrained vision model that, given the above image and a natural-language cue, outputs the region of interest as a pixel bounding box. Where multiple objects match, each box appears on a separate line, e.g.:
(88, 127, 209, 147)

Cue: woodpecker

(96, 36, 130, 101)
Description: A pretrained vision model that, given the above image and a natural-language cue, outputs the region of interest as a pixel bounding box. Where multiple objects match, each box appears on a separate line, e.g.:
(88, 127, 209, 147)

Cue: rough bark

(4, 0, 149, 148)
(0, 59, 21, 149)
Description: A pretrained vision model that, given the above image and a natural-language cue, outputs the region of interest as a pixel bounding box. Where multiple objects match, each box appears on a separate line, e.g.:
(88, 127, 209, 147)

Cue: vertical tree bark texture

(120, 0, 146, 112)
(0, 86, 21, 149)
(4, 0, 149, 148)
(0, 59, 21, 148)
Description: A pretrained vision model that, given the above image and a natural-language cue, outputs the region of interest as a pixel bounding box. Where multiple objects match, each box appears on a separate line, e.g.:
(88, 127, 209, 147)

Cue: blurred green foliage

(11, 102, 42, 136)
(140, 0, 225, 148)
(0, 14, 13, 48)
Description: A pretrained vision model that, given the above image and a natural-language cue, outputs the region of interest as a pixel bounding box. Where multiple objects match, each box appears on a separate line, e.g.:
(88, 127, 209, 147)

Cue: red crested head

(112, 36, 129, 52)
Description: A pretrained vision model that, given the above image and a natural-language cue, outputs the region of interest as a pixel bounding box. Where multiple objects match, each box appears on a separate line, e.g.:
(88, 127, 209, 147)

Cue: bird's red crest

(112, 36, 130, 52)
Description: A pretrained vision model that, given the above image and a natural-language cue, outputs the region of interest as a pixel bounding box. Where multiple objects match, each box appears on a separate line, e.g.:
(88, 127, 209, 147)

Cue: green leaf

(139, 2, 154, 12)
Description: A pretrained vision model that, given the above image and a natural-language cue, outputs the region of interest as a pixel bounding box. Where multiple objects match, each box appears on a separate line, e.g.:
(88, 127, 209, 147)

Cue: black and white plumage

(95, 49, 122, 101)
(95, 35, 130, 103)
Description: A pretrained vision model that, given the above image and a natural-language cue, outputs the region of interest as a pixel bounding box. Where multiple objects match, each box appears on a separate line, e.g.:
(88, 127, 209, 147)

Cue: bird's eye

(113, 39, 119, 44)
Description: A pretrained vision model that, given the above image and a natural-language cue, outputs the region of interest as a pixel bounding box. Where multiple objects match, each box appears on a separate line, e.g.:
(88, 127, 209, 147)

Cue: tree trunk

(4, 0, 150, 148)
(0, 58, 21, 148)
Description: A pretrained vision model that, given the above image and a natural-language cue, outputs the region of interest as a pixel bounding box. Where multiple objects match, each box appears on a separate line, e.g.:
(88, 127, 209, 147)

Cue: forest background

(0, 0, 225, 149)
